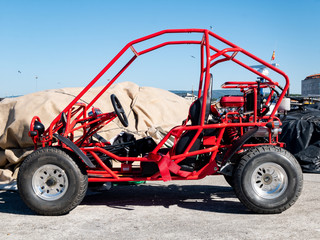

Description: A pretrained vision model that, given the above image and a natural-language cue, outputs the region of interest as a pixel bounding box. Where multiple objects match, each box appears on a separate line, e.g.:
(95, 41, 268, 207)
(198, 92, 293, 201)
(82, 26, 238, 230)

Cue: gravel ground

(0, 174, 319, 240)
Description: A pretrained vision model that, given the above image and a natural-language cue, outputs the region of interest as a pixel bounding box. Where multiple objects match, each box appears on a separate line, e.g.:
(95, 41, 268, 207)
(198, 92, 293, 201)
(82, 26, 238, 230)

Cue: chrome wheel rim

(251, 162, 288, 199)
(32, 164, 69, 201)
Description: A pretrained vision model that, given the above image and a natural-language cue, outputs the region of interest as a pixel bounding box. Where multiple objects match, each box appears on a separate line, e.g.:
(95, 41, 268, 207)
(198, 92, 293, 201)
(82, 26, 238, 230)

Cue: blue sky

(1, 0, 319, 97)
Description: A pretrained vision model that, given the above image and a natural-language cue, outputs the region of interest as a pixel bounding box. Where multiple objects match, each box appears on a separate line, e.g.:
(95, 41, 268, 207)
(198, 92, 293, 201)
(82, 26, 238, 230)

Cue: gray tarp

(0, 82, 190, 184)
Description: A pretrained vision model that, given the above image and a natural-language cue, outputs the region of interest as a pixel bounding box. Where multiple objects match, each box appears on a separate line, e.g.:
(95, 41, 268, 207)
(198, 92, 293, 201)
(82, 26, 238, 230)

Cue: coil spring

(226, 127, 239, 142)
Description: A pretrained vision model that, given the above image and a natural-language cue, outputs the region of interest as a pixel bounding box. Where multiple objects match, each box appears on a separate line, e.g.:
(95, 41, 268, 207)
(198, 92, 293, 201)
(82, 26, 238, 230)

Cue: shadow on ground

(82, 183, 249, 214)
(0, 190, 34, 215)
(0, 183, 249, 215)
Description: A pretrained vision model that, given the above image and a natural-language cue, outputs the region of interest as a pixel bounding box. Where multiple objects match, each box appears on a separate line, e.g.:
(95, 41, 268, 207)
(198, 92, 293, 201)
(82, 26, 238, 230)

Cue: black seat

(175, 74, 213, 171)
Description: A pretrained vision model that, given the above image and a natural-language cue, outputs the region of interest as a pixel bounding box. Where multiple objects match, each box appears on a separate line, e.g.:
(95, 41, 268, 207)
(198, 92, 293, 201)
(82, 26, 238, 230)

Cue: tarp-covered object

(280, 105, 320, 173)
(0, 82, 190, 184)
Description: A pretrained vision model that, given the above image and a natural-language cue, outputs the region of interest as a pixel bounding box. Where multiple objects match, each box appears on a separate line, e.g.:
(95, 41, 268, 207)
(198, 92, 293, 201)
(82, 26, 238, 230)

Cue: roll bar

(48, 29, 289, 134)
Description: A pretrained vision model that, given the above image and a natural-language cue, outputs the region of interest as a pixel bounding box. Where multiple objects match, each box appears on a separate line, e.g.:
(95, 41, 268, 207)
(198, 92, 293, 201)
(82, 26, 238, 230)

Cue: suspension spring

(226, 127, 239, 142)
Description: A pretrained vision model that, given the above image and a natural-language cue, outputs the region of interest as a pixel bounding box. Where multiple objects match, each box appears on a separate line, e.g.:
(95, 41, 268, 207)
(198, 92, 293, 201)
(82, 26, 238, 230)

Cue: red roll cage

(52, 28, 288, 126)
(30, 29, 290, 182)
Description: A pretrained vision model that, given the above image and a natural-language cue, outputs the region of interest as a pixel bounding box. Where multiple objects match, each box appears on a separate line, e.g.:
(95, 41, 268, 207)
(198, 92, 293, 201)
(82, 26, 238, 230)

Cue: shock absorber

(226, 126, 239, 142)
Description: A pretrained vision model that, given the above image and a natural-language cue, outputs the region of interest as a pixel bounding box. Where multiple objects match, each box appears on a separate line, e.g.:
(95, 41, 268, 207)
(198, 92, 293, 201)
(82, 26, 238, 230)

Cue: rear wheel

(233, 145, 303, 213)
(18, 147, 88, 215)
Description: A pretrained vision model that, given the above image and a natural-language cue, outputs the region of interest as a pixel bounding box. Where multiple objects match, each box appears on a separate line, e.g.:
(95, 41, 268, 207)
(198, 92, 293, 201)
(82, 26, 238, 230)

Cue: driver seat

(174, 74, 213, 171)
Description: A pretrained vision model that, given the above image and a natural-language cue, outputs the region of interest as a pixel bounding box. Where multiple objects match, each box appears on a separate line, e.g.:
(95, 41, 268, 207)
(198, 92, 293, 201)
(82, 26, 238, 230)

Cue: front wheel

(233, 145, 303, 214)
(18, 147, 88, 215)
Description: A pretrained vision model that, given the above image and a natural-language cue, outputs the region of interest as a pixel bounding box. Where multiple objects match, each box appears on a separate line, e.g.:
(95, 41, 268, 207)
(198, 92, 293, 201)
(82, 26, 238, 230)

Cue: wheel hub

(262, 174, 272, 185)
(45, 177, 57, 187)
(251, 162, 288, 199)
(32, 164, 69, 201)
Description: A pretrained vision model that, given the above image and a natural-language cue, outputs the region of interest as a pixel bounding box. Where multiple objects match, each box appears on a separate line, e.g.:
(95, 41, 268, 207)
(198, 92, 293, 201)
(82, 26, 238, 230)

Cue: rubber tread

(233, 145, 303, 214)
(18, 147, 88, 215)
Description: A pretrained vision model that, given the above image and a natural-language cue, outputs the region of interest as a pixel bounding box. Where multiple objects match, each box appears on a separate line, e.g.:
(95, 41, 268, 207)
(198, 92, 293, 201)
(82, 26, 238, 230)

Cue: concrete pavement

(0, 174, 319, 240)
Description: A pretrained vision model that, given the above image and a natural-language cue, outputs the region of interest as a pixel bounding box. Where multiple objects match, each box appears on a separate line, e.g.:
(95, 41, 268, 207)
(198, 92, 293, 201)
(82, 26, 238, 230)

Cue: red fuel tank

(220, 96, 244, 107)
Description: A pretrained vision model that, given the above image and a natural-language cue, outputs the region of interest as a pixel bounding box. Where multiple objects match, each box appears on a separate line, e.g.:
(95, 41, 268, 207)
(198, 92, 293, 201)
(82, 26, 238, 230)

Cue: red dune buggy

(18, 29, 303, 215)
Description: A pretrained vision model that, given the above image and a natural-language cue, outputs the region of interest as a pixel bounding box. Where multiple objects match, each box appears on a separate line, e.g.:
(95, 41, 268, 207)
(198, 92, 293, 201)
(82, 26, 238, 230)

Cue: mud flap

(220, 126, 259, 174)
(53, 133, 95, 168)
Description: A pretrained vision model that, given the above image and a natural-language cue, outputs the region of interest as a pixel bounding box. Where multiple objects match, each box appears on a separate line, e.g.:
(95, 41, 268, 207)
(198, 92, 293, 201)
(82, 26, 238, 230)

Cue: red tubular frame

(31, 29, 290, 182)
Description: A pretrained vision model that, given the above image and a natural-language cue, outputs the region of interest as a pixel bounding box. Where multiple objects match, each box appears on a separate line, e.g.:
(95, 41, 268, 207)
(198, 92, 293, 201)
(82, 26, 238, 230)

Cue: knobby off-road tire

(18, 147, 88, 215)
(233, 145, 303, 214)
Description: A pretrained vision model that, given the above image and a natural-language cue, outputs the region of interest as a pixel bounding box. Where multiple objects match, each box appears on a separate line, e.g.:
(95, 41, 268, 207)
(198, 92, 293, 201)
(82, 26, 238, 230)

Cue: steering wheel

(110, 94, 129, 127)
